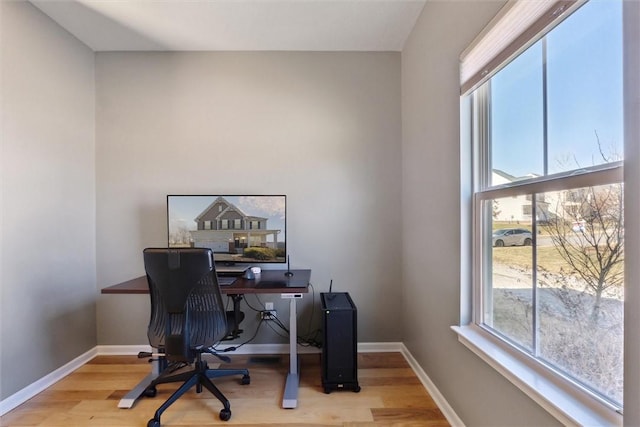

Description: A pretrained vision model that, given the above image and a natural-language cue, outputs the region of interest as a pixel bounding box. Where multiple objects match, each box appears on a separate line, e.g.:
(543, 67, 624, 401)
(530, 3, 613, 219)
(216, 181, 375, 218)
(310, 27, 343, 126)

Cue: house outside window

(467, 0, 625, 416)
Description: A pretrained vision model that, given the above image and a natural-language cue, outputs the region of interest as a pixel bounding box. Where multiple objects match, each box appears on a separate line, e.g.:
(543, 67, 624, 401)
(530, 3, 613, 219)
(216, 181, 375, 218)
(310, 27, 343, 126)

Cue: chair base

(145, 357, 250, 426)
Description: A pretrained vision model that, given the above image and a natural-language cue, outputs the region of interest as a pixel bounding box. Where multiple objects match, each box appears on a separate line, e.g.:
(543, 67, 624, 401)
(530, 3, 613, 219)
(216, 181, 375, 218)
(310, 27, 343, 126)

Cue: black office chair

(142, 247, 250, 427)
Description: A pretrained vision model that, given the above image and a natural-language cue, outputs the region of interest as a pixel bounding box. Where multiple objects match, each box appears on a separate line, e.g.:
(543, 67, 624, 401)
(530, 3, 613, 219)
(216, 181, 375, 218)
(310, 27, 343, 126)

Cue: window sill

(451, 324, 622, 427)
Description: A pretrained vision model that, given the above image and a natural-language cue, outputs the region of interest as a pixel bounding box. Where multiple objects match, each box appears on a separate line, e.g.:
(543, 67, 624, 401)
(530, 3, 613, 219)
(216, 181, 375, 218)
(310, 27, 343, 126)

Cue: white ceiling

(30, 0, 427, 52)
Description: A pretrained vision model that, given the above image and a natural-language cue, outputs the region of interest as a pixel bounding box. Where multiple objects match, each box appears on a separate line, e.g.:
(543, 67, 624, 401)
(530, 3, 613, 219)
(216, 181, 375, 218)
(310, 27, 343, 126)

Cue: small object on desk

(243, 266, 262, 280)
(243, 268, 255, 280)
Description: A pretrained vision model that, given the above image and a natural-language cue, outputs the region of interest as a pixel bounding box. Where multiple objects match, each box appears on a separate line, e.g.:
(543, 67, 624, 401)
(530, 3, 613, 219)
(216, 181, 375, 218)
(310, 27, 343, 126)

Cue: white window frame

(468, 92, 624, 427)
(453, 0, 637, 425)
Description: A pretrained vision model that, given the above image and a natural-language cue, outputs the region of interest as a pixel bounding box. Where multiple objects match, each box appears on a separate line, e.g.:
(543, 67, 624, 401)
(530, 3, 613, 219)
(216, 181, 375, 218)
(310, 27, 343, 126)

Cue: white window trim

(456, 1, 634, 422)
(452, 325, 622, 426)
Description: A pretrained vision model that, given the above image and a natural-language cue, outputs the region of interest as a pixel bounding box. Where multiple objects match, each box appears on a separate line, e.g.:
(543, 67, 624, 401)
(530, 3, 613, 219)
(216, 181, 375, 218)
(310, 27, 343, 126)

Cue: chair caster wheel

(147, 418, 160, 427)
(143, 386, 157, 397)
(219, 408, 231, 421)
(353, 385, 361, 393)
(241, 375, 250, 385)
(323, 386, 331, 394)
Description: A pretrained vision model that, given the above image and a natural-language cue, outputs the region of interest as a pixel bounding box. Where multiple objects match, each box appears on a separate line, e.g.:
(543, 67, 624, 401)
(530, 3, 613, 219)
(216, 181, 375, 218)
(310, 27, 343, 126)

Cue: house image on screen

(189, 197, 282, 259)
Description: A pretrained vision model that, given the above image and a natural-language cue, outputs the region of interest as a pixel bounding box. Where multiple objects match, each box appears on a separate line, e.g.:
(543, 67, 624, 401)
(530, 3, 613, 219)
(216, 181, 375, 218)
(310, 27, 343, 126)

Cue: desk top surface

(101, 269, 311, 295)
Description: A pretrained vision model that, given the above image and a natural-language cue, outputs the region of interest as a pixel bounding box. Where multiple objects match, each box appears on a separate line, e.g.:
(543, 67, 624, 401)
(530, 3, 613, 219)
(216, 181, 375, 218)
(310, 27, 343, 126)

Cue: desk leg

(225, 294, 244, 339)
(282, 295, 299, 408)
(118, 357, 161, 409)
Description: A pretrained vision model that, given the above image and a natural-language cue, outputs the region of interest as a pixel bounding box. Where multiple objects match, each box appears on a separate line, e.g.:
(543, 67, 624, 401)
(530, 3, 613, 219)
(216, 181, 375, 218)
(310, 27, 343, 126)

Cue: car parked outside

(492, 228, 533, 247)
(571, 220, 586, 232)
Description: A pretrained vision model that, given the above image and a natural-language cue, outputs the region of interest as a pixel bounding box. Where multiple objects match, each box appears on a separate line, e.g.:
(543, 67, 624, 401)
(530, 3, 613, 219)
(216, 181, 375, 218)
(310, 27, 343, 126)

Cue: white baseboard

(399, 343, 465, 427)
(1, 342, 462, 427)
(95, 343, 322, 356)
(95, 344, 152, 355)
(358, 341, 404, 352)
(0, 347, 98, 416)
(96, 342, 403, 356)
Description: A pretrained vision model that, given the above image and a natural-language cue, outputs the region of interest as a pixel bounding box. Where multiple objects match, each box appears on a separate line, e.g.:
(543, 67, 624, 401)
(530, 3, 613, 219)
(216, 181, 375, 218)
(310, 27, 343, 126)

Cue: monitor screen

(167, 195, 286, 264)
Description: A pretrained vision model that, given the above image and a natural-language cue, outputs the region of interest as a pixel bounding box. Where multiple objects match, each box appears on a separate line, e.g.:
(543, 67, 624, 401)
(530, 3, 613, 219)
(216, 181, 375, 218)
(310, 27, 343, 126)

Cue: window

(233, 219, 242, 229)
(468, 0, 624, 415)
(221, 219, 229, 229)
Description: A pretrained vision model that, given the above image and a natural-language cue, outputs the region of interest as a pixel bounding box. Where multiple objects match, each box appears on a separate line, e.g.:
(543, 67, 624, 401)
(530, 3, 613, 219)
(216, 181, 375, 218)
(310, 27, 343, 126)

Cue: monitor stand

(215, 263, 246, 276)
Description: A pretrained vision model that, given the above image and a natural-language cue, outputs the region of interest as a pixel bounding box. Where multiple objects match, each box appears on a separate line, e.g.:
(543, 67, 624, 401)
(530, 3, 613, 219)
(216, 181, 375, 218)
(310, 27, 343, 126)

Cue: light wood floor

(0, 352, 449, 427)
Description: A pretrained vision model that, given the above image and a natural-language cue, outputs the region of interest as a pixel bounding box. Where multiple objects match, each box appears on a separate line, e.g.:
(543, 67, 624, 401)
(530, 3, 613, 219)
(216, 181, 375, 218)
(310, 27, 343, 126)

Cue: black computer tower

(321, 292, 360, 393)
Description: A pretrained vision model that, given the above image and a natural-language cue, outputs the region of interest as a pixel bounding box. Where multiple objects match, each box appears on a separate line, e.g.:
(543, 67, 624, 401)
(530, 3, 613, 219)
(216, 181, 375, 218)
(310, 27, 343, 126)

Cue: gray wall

(401, 2, 561, 426)
(95, 52, 402, 345)
(1, 1, 96, 400)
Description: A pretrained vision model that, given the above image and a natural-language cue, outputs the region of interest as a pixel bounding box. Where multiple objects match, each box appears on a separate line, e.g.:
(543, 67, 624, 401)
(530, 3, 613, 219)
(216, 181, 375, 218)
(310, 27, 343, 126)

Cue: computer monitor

(167, 195, 286, 266)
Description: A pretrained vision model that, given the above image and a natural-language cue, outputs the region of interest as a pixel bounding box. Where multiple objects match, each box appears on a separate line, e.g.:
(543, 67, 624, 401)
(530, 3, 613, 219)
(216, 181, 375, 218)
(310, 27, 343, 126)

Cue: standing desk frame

(101, 269, 311, 410)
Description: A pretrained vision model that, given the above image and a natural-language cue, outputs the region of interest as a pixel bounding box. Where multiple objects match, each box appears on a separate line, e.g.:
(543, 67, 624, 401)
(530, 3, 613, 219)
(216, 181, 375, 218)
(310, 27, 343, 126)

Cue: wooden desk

(101, 269, 311, 295)
(101, 269, 310, 410)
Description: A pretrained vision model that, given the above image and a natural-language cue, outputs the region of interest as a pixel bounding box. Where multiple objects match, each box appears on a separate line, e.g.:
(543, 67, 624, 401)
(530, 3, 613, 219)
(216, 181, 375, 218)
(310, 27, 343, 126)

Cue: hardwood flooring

(0, 352, 450, 427)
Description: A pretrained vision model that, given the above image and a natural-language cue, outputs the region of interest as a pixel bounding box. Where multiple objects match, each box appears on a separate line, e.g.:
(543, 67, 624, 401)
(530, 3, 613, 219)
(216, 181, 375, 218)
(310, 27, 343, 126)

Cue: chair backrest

(143, 248, 228, 361)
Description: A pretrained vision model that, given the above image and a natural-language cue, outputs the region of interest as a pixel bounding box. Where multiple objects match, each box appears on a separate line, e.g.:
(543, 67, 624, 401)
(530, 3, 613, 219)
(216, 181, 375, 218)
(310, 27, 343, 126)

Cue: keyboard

(218, 276, 237, 286)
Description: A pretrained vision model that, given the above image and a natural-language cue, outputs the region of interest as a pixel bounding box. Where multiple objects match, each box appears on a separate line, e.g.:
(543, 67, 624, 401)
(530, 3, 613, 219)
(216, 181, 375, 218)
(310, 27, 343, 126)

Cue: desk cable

(218, 283, 323, 351)
(254, 283, 322, 348)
